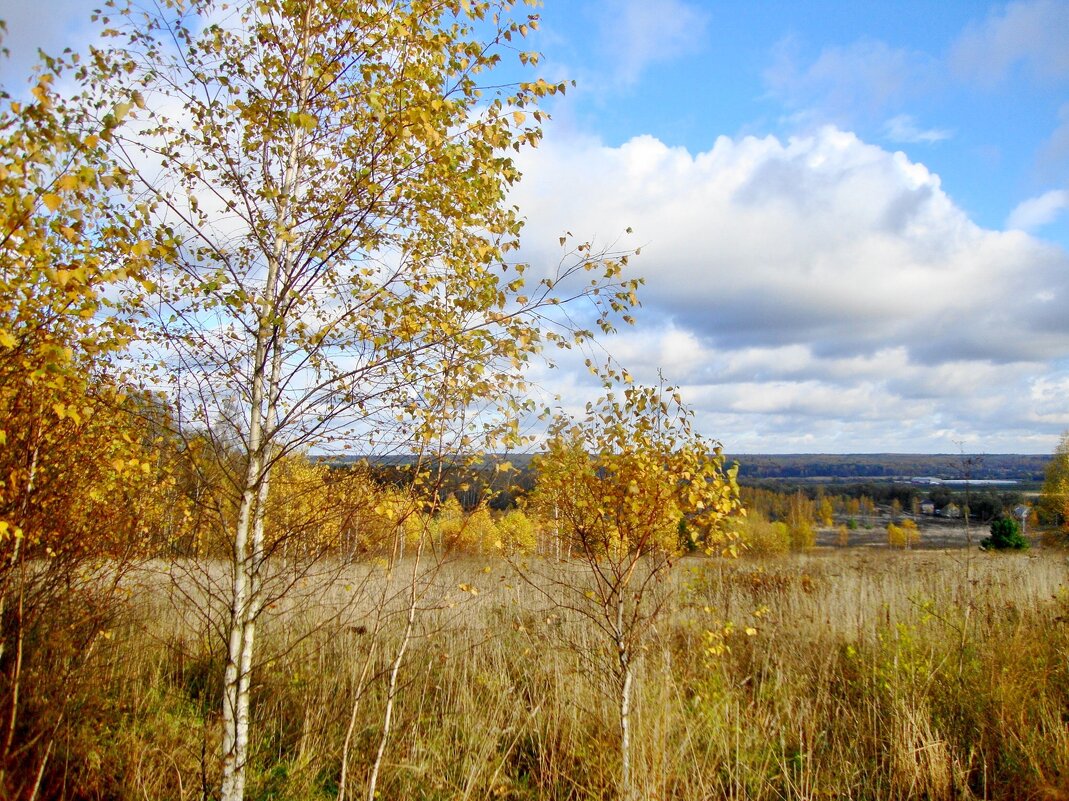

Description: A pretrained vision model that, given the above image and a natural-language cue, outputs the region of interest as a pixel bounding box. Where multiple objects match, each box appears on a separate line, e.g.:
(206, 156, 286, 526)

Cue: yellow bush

(739, 512, 791, 557)
(436, 498, 499, 554)
(496, 509, 537, 554)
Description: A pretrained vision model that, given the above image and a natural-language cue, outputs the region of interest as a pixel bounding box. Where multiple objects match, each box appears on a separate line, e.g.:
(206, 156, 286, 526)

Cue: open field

(814, 517, 1037, 549)
(27, 548, 1068, 801)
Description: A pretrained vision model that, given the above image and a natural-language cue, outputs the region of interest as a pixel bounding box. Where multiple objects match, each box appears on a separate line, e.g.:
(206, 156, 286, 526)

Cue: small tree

(887, 519, 920, 549)
(527, 382, 741, 800)
(890, 498, 903, 522)
(787, 491, 816, 549)
(817, 494, 835, 527)
(980, 515, 1029, 551)
(1039, 432, 1069, 535)
(837, 523, 850, 547)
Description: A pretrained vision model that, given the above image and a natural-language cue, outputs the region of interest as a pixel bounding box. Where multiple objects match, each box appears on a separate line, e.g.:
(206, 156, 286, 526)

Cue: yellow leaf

(41, 193, 62, 212)
(0, 330, 15, 348)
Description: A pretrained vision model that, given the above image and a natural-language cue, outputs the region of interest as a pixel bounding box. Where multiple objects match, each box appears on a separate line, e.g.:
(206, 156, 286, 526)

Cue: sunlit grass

(44, 549, 1069, 800)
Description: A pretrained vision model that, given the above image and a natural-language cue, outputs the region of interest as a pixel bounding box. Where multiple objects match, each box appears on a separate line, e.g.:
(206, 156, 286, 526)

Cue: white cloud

(0, 0, 96, 89)
(1028, 373, 1069, 424)
(764, 38, 936, 124)
(951, 0, 1069, 86)
(1007, 189, 1069, 230)
(884, 114, 953, 144)
(510, 124, 1069, 451)
(518, 126, 1069, 358)
(596, 0, 709, 86)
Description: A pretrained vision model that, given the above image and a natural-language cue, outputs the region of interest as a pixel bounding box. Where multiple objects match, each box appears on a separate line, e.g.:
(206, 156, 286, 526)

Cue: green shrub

(980, 515, 1029, 551)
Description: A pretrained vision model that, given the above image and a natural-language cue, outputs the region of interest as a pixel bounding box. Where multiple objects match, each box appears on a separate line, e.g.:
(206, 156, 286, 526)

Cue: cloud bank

(513, 125, 1069, 451)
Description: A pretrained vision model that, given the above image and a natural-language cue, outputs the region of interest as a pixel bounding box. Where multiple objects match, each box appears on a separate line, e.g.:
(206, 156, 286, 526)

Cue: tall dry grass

(29, 549, 1069, 800)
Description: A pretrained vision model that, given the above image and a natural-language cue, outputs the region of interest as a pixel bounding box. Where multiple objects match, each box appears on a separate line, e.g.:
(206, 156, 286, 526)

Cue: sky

(1, 0, 1068, 454)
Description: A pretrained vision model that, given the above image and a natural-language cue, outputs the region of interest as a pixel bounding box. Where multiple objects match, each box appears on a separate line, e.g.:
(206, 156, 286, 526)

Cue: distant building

(919, 500, 936, 515)
(911, 477, 943, 486)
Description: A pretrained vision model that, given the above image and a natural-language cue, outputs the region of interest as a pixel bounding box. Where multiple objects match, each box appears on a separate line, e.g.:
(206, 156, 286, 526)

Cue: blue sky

(523, 0, 1069, 244)
(2, 0, 1068, 453)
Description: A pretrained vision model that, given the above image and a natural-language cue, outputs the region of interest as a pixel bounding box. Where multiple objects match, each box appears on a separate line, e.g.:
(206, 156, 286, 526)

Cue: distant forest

(727, 453, 1052, 482)
(333, 453, 1053, 503)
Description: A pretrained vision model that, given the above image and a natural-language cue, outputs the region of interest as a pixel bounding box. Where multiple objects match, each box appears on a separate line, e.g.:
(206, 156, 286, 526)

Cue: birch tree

(86, 2, 639, 798)
(529, 382, 742, 801)
(1040, 432, 1069, 534)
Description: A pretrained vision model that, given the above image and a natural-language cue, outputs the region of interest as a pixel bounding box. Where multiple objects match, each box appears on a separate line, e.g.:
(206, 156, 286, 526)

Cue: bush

(496, 509, 537, 554)
(789, 519, 816, 550)
(980, 515, 1029, 551)
(739, 512, 791, 557)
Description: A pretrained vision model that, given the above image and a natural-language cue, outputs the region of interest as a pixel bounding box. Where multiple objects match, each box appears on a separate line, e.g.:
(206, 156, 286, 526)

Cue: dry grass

(27, 549, 1069, 800)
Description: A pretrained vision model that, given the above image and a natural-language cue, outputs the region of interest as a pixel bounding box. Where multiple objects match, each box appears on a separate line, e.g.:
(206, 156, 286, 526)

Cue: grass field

(35, 548, 1069, 800)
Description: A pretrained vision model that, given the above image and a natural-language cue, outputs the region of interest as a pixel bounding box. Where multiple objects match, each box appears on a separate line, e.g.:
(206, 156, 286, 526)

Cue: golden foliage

(887, 519, 921, 549)
(1040, 432, 1069, 532)
(496, 508, 537, 554)
(534, 383, 742, 562)
(737, 512, 791, 557)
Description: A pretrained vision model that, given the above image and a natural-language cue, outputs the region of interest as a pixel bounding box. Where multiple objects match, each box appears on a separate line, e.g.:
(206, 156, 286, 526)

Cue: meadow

(42, 547, 1069, 801)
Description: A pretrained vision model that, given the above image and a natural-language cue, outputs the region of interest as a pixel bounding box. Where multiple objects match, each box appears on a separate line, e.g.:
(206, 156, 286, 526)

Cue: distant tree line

(730, 453, 1051, 481)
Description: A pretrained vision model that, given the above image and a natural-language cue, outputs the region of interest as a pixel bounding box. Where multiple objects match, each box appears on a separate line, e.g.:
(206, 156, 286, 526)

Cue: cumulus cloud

(951, 0, 1069, 86)
(1007, 189, 1069, 230)
(595, 0, 709, 86)
(511, 125, 1069, 451)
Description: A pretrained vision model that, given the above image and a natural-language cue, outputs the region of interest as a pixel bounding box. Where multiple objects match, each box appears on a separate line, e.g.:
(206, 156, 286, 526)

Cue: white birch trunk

(218, 9, 312, 794)
(616, 592, 634, 801)
(365, 537, 424, 801)
(219, 416, 266, 801)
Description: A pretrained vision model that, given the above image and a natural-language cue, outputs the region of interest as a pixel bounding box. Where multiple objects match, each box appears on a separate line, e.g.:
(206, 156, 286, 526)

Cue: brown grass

(23, 549, 1069, 800)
